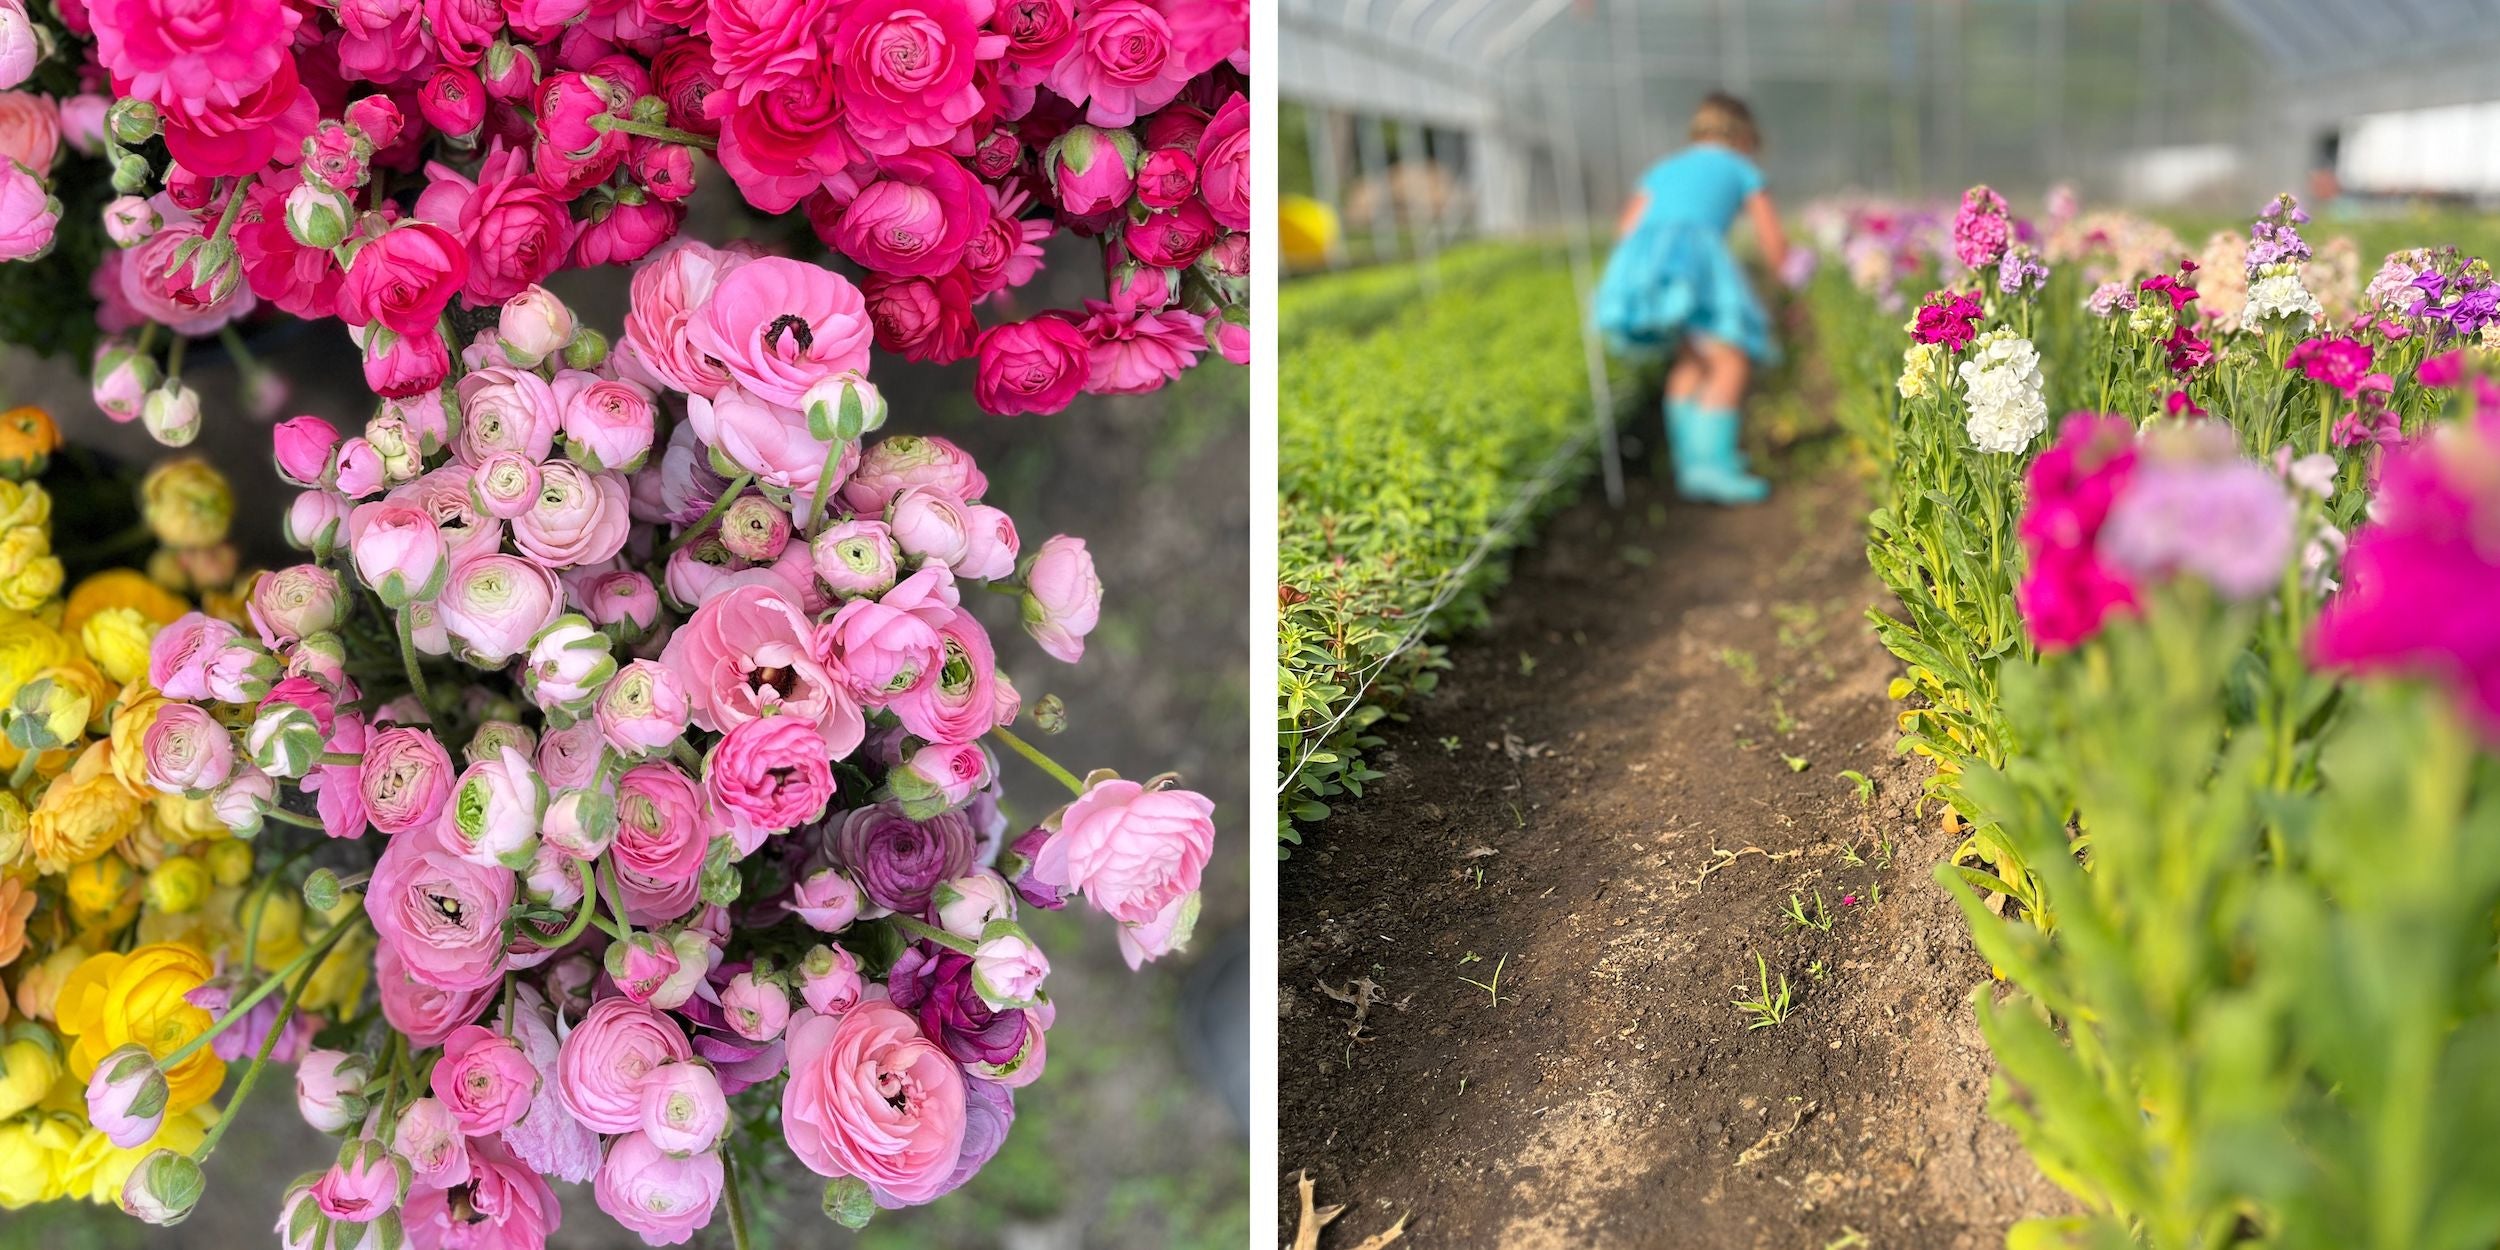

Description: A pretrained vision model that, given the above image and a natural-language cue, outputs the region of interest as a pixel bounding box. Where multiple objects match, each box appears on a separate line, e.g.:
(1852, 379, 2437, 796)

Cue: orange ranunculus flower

(0, 875, 31, 967)
(0, 407, 59, 480)
(54, 942, 224, 1112)
(60, 570, 189, 642)
(28, 741, 147, 873)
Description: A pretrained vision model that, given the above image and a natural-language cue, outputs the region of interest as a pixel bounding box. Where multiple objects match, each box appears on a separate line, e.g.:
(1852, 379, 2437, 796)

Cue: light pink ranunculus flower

(886, 486, 973, 571)
(346, 498, 447, 607)
(432, 1023, 540, 1136)
(390, 1097, 471, 1190)
(812, 517, 900, 598)
(0, 158, 56, 261)
(819, 593, 941, 704)
(958, 503, 1018, 581)
(556, 996, 694, 1134)
(780, 1001, 967, 1205)
(785, 866, 862, 933)
(891, 609, 999, 747)
(369, 819, 516, 992)
(594, 1130, 723, 1245)
(1035, 778, 1214, 927)
(684, 256, 873, 407)
(638, 1061, 728, 1156)
(437, 553, 564, 666)
(798, 943, 865, 1015)
(721, 971, 792, 1043)
(839, 434, 989, 517)
(390, 464, 506, 566)
(511, 460, 631, 569)
(705, 715, 835, 840)
(374, 942, 499, 1047)
(611, 761, 709, 888)
(659, 576, 864, 750)
(685, 384, 857, 497)
(142, 702, 236, 795)
(403, 1136, 562, 1250)
(453, 365, 561, 465)
(358, 725, 456, 836)
(618, 239, 746, 399)
(596, 659, 693, 758)
(439, 746, 546, 867)
(0, 92, 58, 173)
(1020, 535, 1101, 662)
(554, 371, 658, 473)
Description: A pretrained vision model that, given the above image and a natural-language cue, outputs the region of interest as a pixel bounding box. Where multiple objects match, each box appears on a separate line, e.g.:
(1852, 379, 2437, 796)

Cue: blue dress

(1595, 145, 1778, 364)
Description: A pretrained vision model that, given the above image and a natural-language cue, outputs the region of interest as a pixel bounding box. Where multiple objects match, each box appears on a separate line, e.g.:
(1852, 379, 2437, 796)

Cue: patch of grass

(1733, 954, 1794, 1030)
(1457, 952, 1511, 1007)
(1784, 889, 1835, 932)
(1838, 768, 1875, 805)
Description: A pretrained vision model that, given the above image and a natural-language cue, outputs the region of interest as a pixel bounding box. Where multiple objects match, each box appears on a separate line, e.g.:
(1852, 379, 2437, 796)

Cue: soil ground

(1277, 442, 2070, 1249)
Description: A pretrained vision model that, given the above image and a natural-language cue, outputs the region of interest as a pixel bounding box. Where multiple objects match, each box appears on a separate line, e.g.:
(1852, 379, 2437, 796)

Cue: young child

(1595, 92, 1788, 505)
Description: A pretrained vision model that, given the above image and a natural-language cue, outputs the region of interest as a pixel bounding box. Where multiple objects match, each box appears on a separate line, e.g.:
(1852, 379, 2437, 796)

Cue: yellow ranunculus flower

(76, 606, 156, 688)
(201, 838, 251, 887)
(0, 1110, 80, 1208)
(298, 921, 372, 1018)
(0, 615, 69, 709)
(14, 669, 92, 748)
(54, 943, 223, 1110)
(60, 571, 188, 642)
(13, 945, 82, 1022)
(0, 529, 62, 614)
(0, 481, 48, 534)
(106, 685, 166, 795)
(60, 1105, 211, 1205)
(137, 883, 238, 959)
(147, 793, 225, 850)
(0, 792, 25, 867)
(63, 856, 135, 928)
(28, 742, 146, 873)
(248, 890, 307, 973)
(144, 856, 210, 915)
(139, 459, 232, 550)
(0, 1031, 62, 1119)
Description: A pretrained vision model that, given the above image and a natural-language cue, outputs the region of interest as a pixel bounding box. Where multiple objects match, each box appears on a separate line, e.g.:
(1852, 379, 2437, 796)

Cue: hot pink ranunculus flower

(684, 256, 873, 407)
(973, 315, 1089, 416)
(1078, 299, 1206, 395)
(340, 220, 470, 335)
(832, 150, 986, 278)
(1035, 777, 1213, 926)
(556, 996, 693, 1134)
(780, 1001, 967, 1206)
(611, 760, 709, 887)
(158, 53, 314, 178)
(89, 0, 302, 116)
(705, 715, 836, 837)
(432, 1023, 540, 1136)
(706, 0, 840, 100)
(449, 145, 575, 304)
(1196, 89, 1248, 231)
(368, 818, 517, 992)
(832, 0, 1000, 156)
(1043, 0, 1191, 127)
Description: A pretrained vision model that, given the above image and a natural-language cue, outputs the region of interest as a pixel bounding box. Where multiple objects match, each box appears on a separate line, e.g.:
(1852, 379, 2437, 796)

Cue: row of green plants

(1277, 246, 1640, 849)
(1816, 190, 2500, 1248)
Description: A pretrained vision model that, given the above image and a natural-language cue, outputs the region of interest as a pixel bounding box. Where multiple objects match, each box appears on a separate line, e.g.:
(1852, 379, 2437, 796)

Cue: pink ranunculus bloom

(358, 725, 456, 835)
(393, 463, 506, 565)
(958, 503, 1018, 581)
(453, 364, 562, 464)
(389, 1097, 471, 1191)
(578, 568, 664, 637)
(403, 1136, 562, 1250)
(1043, 123, 1136, 216)
(2014, 412, 2142, 652)
(293, 1049, 368, 1133)
(512, 461, 632, 569)
(900, 739, 990, 811)
(833, 150, 987, 278)
(889, 607, 999, 748)
(611, 760, 709, 887)
(1122, 197, 1219, 270)
(311, 1145, 403, 1224)
(706, 0, 840, 100)
(369, 817, 517, 992)
(574, 197, 684, 270)
(684, 256, 873, 408)
(831, 0, 1001, 156)
(84, 1046, 166, 1147)
(841, 434, 989, 516)
(1044, 0, 1192, 127)
(271, 415, 341, 487)
(375, 942, 499, 1047)
(1036, 777, 1214, 927)
(862, 269, 977, 365)
(1113, 888, 1197, 969)
(0, 91, 57, 174)
(418, 63, 488, 137)
(471, 450, 542, 520)
(618, 239, 746, 398)
(554, 371, 657, 472)
(813, 518, 900, 598)
(781, 1001, 966, 1205)
(2312, 420, 2500, 740)
(345, 499, 450, 607)
(556, 996, 693, 1134)
(439, 745, 545, 866)
(820, 592, 942, 704)
(595, 659, 693, 757)
(147, 612, 242, 702)
(1134, 145, 1197, 211)
(1196, 89, 1248, 231)
(721, 971, 792, 1042)
(786, 866, 862, 932)
(594, 1130, 723, 1245)
(438, 553, 565, 666)
(885, 485, 973, 569)
(705, 715, 835, 838)
(637, 1061, 728, 1156)
(433, 1024, 540, 1136)
(360, 323, 453, 399)
(340, 219, 470, 335)
(120, 219, 255, 334)
(88, 0, 303, 115)
(1078, 299, 1207, 395)
(536, 720, 606, 794)
(797, 943, 865, 1014)
(685, 384, 857, 498)
(660, 575, 864, 749)
(1021, 534, 1100, 662)
(452, 144, 576, 303)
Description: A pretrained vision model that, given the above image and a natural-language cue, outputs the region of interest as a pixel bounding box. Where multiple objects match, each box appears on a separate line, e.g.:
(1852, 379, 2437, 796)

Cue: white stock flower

(1957, 328, 2047, 454)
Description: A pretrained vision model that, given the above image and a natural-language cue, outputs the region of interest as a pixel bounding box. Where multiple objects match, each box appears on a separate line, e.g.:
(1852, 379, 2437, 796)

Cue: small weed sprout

(1734, 955, 1793, 1029)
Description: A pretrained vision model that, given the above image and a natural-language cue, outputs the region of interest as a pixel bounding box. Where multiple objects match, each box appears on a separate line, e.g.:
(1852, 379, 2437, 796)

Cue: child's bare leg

(1667, 342, 1704, 404)
(1696, 338, 1750, 410)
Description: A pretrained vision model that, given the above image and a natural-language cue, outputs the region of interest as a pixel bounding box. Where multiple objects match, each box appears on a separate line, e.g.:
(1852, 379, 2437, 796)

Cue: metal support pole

(1392, 116, 1441, 295)
(1304, 105, 1349, 269)
(1356, 111, 1400, 267)
(1545, 70, 1625, 509)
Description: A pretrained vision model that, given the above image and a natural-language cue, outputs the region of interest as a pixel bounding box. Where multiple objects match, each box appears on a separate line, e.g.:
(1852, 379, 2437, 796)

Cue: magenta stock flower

(1911, 289, 1984, 351)
(2288, 334, 2376, 396)
(2015, 413, 2142, 652)
(1952, 184, 2010, 271)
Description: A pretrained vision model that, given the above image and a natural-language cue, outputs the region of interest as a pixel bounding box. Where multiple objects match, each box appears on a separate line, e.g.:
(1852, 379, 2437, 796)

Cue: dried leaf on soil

(1315, 977, 1387, 1039)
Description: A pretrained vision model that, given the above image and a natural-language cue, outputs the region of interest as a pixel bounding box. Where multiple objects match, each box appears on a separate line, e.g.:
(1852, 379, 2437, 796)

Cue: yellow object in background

(1279, 195, 1340, 268)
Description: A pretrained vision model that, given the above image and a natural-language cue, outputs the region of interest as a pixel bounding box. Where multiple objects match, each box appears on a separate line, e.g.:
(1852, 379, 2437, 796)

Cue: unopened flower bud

(119, 1149, 203, 1226)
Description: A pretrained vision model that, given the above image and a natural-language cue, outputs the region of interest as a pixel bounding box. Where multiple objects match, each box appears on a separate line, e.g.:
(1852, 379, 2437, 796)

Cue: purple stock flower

(2247, 192, 2312, 274)
(1997, 244, 2049, 296)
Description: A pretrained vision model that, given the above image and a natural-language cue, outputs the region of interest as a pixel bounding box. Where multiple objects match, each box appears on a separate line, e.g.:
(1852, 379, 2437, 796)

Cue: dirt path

(1277, 447, 2068, 1248)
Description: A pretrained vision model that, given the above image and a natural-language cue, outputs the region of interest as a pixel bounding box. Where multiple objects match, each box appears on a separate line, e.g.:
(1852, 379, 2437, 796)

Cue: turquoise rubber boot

(1668, 405, 1769, 505)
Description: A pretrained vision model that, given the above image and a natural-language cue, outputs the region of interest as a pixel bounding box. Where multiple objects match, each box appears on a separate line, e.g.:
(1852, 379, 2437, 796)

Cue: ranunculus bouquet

(101, 242, 1216, 1248)
(0, 0, 1247, 441)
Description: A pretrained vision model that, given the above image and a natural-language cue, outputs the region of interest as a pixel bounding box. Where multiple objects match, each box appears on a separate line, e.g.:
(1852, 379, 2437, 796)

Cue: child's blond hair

(1689, 92, 1759, 152)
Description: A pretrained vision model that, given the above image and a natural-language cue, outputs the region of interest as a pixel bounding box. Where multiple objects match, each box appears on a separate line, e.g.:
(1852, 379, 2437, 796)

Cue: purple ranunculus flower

(832, 801, 977, 914)
(888, 945, 1028, 1066)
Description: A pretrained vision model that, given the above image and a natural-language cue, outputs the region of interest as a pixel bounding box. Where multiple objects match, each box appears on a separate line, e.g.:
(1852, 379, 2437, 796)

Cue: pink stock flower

(685, 256, 873, 407)
(660, 577, 864, 749)
(2287, 334, 2376, 396)
(1952, 184, 2010, 271)
(594, 1130, 723, 1244)
(437, 554, 564, 666)
(1910, 289, 1984, 351)
(781, 1001, 967, 1205)
(556, 996, 694, 1134)
(1044, 0, 1191, 127)
(432, 1024, 540, 1135)
(705, 715, 836, 835)
(369, 818, 517, 992)
(2313, 421, 2500, 740)
(1020, 534, 1100, 662)
(2014, 412, 2142, 652)
(88, 0, 303, 115)
(340, 220, 470, 335)
(1034, 777, 1212, 927)
(1079, 300, 1207, 395)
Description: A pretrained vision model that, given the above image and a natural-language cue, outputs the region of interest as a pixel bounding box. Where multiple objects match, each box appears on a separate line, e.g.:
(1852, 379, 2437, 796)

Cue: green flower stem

(805, 449, 842, 532)
(207, 172, 256, 245)
(590, 114, 718, 150)
(315, 752, 363, 768)
(262, 808, 325, 830)
(192, 933, 318, 1163)
(396, 609, 434, 714)
(165, 333, 187, 383)
(887, 912, 978, 956)
(8, 750, 38, 792)
(518, 859, 601, 950)
(991, 725, 1085, 797)
(162, 915, 366, 1071)
(658, 473, 752, 559)
(724, 1151, 752, 1250)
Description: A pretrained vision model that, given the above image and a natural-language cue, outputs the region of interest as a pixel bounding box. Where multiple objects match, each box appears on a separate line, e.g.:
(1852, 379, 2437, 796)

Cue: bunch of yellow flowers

(0, 412, 359, 1212)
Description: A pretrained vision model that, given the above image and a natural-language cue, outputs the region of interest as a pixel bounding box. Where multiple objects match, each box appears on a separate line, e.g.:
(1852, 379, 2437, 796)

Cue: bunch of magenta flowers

(0, 0, 1247, 437)
(104, 249, 1215, 1247)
